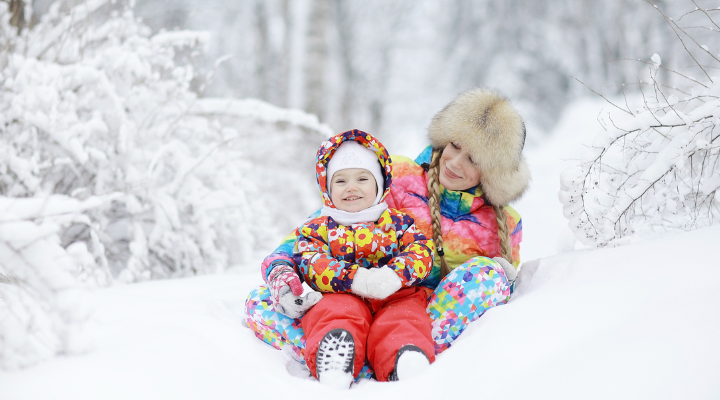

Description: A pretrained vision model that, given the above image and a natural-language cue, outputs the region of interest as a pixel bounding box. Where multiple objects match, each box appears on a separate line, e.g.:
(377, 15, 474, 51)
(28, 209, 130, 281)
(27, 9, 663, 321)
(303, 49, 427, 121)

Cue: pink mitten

(268, 263, 304, 305)
(268, 262, 322, 318)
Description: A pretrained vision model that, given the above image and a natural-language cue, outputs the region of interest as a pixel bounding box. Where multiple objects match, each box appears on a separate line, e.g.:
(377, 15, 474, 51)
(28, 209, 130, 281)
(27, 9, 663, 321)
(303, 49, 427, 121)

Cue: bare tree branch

(571, 75, 633, 115)
(644, 0, 714, 82)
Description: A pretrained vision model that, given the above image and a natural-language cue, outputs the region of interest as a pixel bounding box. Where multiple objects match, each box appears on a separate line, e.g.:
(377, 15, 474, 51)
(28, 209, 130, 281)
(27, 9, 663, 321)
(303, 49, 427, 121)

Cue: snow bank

(1, 225, 718, 399)
(558, 55, 720, 248)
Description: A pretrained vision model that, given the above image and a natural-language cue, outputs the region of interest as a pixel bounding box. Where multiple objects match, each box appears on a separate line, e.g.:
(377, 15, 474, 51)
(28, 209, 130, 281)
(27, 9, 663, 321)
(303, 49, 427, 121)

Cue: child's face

(330, 168, 378, 212)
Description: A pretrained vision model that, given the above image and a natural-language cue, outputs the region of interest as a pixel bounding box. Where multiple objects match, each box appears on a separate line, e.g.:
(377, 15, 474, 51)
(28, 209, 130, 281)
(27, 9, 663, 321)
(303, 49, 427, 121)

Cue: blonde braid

(493, 204, 513, 263)
(427, 149, 452, 278)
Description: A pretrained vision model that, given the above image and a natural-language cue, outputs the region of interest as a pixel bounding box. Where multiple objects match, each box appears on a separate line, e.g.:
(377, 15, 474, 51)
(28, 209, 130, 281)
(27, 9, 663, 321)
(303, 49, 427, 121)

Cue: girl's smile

(439, 142, 482, 191)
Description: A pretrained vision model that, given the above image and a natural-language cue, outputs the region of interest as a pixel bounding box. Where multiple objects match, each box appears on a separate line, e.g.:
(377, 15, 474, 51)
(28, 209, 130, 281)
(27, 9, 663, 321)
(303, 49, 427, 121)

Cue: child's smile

(330, 168, 378, 213)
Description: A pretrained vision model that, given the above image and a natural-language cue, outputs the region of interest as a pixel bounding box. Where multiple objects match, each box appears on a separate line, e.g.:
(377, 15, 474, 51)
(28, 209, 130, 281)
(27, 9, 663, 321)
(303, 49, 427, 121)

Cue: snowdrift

(1, 225, 718, 399)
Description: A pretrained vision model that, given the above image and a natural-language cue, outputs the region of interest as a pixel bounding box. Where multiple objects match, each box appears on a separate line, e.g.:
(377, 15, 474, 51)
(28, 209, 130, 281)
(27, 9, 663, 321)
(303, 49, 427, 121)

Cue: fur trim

(428, 88, 530, 205)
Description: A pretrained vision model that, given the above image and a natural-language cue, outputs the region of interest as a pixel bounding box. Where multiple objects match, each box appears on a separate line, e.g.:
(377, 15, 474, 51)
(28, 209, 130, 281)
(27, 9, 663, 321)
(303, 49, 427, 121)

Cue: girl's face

(439, 142, 482, 191)
(330, 168, 378, 212)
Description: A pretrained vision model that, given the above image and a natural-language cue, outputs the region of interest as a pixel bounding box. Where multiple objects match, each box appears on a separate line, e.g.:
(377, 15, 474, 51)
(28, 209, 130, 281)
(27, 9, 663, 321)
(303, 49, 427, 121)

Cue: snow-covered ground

(1, 98, 719, 399)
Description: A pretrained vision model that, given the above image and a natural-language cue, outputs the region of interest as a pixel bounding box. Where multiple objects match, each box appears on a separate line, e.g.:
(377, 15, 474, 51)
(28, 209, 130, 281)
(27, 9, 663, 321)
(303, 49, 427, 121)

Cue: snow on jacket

(293, 130, 434, 293)
(385, 145, 522, 289)
(259, 143, 520, 291)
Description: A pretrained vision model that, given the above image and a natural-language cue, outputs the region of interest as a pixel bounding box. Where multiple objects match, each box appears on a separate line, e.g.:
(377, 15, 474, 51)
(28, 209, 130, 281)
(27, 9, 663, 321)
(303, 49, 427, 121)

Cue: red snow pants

(302, 286, 435, 382)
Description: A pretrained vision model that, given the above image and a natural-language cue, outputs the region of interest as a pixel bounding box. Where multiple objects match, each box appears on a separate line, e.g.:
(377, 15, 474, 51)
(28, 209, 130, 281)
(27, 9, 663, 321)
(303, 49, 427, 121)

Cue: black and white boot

(316, 329, 355, 389)
(389, 345, 430, 381)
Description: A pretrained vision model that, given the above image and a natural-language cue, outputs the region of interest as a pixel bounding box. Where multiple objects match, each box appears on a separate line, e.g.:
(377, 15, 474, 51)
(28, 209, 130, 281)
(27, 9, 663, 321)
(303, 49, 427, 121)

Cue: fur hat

(428, 88, 531, 205)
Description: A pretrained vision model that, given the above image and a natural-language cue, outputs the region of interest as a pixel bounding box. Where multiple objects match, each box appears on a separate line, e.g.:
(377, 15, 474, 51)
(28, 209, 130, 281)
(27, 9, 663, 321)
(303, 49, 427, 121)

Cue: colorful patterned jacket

(291, 130, 433, 293)
(260, 144, 522, 291)
(385, 146, 522, 289)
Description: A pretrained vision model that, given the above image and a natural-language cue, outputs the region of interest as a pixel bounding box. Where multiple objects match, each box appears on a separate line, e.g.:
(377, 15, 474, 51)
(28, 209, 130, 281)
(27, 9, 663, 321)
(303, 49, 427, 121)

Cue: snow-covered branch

(560, 3, 720, 247)
(1, 0, 327, 370)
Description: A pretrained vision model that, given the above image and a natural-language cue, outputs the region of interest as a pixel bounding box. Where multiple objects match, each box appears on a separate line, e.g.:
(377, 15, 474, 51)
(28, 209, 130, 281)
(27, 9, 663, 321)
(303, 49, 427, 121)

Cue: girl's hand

(492, 257, 517, 283)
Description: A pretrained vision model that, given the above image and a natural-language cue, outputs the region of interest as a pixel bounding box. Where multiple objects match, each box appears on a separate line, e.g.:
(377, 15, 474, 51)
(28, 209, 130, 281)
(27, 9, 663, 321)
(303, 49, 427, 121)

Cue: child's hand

(268, 262, 304, 303)
(269, 262, 322, 318)
(351, 266, 402, 300)
(277, 289, 323, 319)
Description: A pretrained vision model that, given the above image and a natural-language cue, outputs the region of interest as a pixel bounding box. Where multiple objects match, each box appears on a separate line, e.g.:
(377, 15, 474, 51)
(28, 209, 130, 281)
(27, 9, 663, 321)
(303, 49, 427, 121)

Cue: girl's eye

(334, 179, 345, 184)
(359, 177, 368, 181)
(450, 142, 460, 150)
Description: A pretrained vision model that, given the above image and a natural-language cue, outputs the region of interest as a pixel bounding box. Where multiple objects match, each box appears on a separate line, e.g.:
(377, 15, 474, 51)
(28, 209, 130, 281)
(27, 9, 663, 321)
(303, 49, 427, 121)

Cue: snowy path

(2, 225, 719, 399)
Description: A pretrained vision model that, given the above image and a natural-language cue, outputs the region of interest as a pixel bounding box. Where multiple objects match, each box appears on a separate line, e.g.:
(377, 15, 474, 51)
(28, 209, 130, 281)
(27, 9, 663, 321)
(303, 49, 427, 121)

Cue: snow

(557, 78, 720, 247)
(2, 98, 719, 399)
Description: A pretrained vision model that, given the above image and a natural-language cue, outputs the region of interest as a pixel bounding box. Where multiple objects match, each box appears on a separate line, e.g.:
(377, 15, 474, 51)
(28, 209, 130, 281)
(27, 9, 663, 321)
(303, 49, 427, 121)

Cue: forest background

(32, 0, 710, 153)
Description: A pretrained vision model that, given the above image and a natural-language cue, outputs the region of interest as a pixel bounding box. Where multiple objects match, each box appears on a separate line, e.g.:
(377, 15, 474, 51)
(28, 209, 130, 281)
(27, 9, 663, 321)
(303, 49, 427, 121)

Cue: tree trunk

(333, 0, 356, 131)
(254, 0, 270, 102)
(303, 0, 330, 121)
(8, 0, 25, 33)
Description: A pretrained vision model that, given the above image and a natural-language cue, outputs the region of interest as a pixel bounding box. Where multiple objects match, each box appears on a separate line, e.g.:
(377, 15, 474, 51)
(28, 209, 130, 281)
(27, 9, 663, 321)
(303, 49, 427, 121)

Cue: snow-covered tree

(0, 195, 100, 370)
(1, 0, 328, 369)
(559, 3, 720, 247)
(125, 0, 705, 141)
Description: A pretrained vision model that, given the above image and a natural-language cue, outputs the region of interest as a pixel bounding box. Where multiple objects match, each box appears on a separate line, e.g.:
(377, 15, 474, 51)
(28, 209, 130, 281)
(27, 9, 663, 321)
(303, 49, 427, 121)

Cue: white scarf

(320, 202, 388, 226)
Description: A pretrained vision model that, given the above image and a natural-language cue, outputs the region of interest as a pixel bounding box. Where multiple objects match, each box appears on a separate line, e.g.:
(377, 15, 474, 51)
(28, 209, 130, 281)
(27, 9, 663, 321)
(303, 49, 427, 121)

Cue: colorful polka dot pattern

(295, 209, 433, 293)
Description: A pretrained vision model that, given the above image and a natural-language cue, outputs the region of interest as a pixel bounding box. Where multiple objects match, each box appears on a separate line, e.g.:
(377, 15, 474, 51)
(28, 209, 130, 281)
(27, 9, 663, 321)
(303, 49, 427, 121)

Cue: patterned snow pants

(244, 256, 511, 377)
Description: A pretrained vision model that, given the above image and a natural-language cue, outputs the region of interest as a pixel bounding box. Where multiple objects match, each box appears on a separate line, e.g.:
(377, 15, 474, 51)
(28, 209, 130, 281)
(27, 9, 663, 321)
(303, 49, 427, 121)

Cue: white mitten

(350, 268, 371, 297)
(351, 266, 402, 300)
(276, 286, 323, 319)
(492, 257, 517, 283)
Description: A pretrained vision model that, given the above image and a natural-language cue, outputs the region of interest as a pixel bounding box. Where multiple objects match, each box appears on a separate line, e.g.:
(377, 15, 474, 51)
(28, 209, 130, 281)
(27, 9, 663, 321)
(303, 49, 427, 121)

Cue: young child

(293, 130, 435, 387)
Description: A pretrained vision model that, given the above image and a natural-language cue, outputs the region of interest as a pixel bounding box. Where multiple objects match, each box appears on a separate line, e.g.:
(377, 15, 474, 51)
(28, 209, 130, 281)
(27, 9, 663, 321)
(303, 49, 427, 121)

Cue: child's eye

(450, 142, 460, 150)
(358, 177, 368, 181)
(334, 179, 345, 184)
